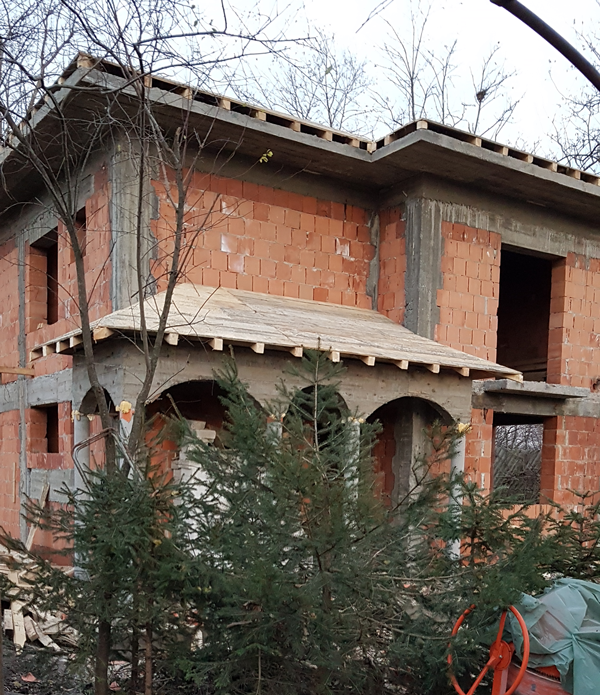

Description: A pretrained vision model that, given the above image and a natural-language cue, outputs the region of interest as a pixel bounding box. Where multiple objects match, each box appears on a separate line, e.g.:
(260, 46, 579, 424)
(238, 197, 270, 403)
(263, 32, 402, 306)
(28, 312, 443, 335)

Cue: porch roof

(30, 284, 522, 381)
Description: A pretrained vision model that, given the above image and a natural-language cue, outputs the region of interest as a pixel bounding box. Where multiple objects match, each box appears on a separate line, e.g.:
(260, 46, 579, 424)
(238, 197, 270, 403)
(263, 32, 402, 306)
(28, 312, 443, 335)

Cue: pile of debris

(0, 545, 78, 653)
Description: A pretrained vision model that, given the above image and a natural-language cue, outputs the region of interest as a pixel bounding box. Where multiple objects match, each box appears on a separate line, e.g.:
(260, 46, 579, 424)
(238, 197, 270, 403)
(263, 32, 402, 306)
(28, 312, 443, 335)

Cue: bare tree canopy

(375, 4, 519, 138)
(219, 27, 374, 135)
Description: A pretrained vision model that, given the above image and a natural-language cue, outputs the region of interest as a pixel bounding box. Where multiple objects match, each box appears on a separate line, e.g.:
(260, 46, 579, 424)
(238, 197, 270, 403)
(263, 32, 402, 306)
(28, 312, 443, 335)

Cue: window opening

(492, 413, 544, 503)
(31, 229, 59, 325)
(34, 404, 60, 454)
(497, 248, 552, 381)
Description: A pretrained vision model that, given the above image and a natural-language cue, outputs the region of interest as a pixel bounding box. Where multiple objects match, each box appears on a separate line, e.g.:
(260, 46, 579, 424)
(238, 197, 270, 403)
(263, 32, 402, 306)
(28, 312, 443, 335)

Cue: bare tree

(0, 0, 300, 692)
(221, 28, 374, 135)
(375, 4, 519, 138)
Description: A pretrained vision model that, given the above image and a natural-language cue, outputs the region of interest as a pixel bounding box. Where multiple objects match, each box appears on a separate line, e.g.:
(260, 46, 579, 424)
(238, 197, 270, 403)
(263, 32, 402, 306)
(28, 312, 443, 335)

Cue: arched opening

(368, 397, 453, 505)
(283, 386, 349, 450)
(75, 387, 118, 472)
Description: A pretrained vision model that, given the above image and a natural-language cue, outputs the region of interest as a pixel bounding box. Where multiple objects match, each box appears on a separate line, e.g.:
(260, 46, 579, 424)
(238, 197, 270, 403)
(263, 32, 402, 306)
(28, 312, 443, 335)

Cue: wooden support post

(25, 483, 49, 551)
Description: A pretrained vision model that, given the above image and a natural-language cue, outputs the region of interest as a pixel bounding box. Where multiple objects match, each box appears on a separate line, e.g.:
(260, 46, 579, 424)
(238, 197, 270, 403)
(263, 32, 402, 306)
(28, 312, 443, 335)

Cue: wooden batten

(164, 333, 179, 346)
(42, 344, 55, 357)
(289, 346, 303, 358)
(360, 355, 376, 367)
(56, 340, 69, 354)
(251, 342, 265, 354)
(505, 373, 524, 383)
(0, 366, 35, 376)
(69, 335, 83, 348)
(92, 326, 114, 342)
(329, 350, 341, 363)
(453, 367, 470, 377)
(209, 337, 223, 351)
(29, 349, 42, 361)
(394, 360, 409, 370)
(425, 364, 440, 374)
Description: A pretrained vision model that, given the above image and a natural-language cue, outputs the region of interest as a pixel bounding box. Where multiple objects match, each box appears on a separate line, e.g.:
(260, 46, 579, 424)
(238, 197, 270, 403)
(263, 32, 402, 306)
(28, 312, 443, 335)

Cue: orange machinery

(448, 605, 569, 695)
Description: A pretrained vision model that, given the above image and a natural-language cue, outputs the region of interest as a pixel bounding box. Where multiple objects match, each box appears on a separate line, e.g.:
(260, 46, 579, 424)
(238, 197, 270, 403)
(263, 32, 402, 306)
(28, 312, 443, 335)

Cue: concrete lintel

(29, 468, 74, 504)
(27, 369, 73, 407)
(473, 382, 600, 418)
(481, 379, 589, 400)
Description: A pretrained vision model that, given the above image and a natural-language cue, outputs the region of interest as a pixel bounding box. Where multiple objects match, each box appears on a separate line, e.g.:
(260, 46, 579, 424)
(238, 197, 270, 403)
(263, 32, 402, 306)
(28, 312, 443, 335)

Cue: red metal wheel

(447, 605, 530, 695)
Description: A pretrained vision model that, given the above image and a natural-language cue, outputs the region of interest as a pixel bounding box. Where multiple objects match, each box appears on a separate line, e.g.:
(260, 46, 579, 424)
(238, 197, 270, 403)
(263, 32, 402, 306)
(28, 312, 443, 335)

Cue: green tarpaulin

(507, 579, 600, 695)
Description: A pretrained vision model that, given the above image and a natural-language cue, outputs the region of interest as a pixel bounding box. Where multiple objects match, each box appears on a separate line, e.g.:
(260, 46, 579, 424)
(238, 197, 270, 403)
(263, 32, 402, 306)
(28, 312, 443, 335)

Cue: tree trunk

(144, 622, 153, 695)
(95, 619, 111, 695)
(129, 626, 139, 695)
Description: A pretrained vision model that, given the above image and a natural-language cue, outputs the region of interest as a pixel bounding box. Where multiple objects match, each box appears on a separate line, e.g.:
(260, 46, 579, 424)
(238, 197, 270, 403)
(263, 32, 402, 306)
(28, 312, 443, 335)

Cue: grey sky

(232, 0, 598, 152)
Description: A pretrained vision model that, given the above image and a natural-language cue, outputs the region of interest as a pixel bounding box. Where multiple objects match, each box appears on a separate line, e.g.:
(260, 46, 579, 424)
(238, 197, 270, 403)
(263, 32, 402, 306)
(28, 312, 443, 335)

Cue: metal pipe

(490, 0, 600, 93)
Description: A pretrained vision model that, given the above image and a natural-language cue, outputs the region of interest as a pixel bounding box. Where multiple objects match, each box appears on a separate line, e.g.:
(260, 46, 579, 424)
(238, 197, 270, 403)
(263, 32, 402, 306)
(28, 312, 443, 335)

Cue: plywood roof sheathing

(36, 285, 521, 380)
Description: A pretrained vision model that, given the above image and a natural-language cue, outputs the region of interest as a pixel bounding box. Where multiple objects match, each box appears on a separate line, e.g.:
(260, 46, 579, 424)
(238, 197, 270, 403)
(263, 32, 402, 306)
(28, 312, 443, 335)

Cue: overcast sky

(229, 0, 599, 153)
(301, 0, 598, 148)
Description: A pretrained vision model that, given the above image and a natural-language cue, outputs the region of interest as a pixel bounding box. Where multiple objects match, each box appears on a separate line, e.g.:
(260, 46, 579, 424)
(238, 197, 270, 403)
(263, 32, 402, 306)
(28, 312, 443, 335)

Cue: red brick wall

(542, 416, 600, 505)
(541, 254, 600, 502)
(25, 165, 112, 375)
(0, 411, 21, 536)
(436, 222, 500, 361)
(0, 240, 22, 384)
(436, 222, 500, 489)
(377, 207, 406, 324)
(150, 173, 374, 308)
(548, 254, 600, 388)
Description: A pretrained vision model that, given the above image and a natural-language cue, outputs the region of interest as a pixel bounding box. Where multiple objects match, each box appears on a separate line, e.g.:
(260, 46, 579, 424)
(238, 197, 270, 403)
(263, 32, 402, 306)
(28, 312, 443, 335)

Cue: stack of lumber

(0, 546, 78, 652)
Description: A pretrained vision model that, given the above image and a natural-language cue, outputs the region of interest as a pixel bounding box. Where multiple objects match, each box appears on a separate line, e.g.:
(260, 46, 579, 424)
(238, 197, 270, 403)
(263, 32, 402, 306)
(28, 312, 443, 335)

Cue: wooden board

(33, 285, 521, 380)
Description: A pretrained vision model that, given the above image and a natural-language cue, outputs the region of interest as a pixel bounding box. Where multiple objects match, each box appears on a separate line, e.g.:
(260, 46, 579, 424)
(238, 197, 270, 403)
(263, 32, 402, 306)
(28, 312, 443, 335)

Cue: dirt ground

(1, 642, 89, 694)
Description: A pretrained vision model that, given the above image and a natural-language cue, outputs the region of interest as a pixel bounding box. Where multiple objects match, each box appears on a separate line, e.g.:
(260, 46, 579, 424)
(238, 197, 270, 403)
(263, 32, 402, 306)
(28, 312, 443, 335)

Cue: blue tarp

(507, 579, 600, 695)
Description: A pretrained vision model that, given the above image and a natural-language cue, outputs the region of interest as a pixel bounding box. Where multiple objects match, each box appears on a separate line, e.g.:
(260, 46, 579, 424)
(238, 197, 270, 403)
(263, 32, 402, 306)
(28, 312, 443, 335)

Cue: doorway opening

(497, 248, 552, 381)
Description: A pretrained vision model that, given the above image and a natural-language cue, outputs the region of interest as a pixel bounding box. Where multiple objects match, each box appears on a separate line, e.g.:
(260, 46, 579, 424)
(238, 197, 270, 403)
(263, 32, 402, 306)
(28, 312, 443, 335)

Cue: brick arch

(367, 397, 453, 505)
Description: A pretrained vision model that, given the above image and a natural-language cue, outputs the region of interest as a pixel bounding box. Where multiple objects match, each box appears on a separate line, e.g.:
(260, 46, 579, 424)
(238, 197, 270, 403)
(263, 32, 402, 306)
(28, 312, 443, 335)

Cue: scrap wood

(23, 615, 38, 641)
(25, 481, 50, 551)
(11, 600, 26, 650)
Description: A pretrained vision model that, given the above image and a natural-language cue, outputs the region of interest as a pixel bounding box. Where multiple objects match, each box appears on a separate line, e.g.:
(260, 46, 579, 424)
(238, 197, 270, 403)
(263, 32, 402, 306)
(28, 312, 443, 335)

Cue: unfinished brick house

(1, 55, 599, 543)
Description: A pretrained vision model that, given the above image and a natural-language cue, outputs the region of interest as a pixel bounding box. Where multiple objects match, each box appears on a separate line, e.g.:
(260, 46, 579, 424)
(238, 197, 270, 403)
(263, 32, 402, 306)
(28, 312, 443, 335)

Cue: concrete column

(73, 413, 90, 492)
(109, 134, 158, 311)
(403, 197, 443, 340)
